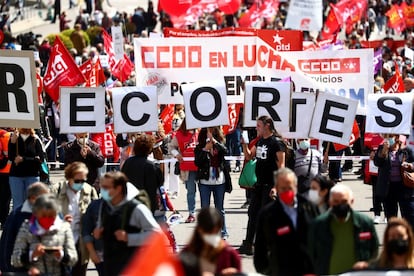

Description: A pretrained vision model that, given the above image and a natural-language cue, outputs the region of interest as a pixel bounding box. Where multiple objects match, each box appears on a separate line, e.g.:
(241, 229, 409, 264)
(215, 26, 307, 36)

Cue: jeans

(9, 176, 39, 210)
(185, 171, 197, 215)
(198, 183, 228, 236)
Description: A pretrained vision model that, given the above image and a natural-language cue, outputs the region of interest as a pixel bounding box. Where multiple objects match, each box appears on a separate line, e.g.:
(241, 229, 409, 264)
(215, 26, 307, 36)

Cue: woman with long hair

(181, 207, 241, 275)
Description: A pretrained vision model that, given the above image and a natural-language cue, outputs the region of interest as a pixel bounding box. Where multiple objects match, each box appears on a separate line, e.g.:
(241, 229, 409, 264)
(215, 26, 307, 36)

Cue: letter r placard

(0, 50, 40, 128)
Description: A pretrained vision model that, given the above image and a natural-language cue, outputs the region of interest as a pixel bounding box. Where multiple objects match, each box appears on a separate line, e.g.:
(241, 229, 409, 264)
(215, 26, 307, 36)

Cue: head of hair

(257, 115, 280, 137)
(18, 128, 35, 136)
(197, 127, 224, 148)
(178, 117, 188, 133)
(133, 133, 154, 156)
(103, 171, 128, 196)
(273, 167, 297, 187)
(187, 207, 223, 261)
(64, 161, 89, 180)
(378, 217, 414, 268)
(32, 194, 60, 215)
(329, 183, 354, 201)
(27, 182, 49, 199)
(311, 175, 334, 204)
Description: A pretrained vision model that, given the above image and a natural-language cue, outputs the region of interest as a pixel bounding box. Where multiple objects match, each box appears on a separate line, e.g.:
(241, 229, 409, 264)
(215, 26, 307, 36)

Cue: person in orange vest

(0, 128, 12, 228)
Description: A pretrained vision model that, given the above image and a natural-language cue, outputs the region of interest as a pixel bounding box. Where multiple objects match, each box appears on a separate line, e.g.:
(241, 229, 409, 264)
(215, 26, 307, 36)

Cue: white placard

(60, 87, 106, 133)
(285, 0, 323, 31)
(99, 55, 109, 68)
(244, 81, 291, 131)
(0, 50, 40, 128)
(405, 46, 414, 61)
(366, 93, 413, 135)
(112, 86, 158, 133)
(182, 80, 229, 129)
(283, 92, 316, 138)
(111, 25, 124, 61)
(309, 92, 358, 145)
(33, 51, 40, 61)
(368, 160, 378, 174)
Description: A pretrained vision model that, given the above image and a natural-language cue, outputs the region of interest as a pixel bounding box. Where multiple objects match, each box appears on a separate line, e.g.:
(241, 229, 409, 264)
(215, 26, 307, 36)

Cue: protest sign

(285, 0, 323, 31)
(283, 92, 316, 139)
(134, 37, 373, 114)
(366, 93, 413, 135)
(0, 50, 40, 129)
(60, 87, 106, 133)
(112, 86, 158, 133)
(182, 80, 229, 129)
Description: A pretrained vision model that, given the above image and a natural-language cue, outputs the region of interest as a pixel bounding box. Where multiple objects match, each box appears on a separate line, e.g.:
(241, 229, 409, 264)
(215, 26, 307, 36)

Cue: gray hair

(32, 194, 60, 214)
(329, 184, 354, 201)
(273, 167, 298, 186)
(27, 182, 49, 199)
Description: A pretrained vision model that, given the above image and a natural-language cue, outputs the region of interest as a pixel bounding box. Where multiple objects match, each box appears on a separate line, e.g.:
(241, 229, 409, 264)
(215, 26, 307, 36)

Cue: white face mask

(299, 140, 310, 150)
(20, 134, 30, 141)
(202, 233, 221, 248)
(308, 189, 321, 205)
(77, 137, 88, 145)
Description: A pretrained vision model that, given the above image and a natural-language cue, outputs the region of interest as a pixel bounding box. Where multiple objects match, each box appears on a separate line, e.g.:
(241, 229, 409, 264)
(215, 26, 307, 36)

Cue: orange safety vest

(0, 130, 11, 174)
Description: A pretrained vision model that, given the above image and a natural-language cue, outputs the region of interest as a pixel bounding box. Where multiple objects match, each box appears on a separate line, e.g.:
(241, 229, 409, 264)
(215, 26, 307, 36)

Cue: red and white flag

(386, 4, 406, 34)
(383, 63, 405, 93)
(43, 36, 85, 102)
(90, 124, 120, 161)
(320, 7, 340, 40)
(222, 103, 242, 135)
(103, 29, 117, 70)
(160, 104, 175, 135)
(238, 0, 280, 28)
(86, 59, 105, 87)
(112, 53, 134, 83)
(79, 59, 93, 79)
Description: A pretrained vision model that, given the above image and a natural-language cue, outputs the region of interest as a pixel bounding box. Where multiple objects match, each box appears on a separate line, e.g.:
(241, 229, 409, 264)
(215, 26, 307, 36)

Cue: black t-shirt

(255, 135, 285, 186)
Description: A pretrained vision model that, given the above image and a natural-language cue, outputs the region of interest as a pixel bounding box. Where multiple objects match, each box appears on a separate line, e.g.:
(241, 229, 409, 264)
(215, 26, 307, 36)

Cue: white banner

(366, 93, 413, 135)
(284, 92, 316, 138)
(243, 81, 291, 132)
(0, 51, 40, 129)
(182, 80, 229, 129)
(285, 0, 323, 31)
(60, 87, 106, 133)
(111, 26, 124, 61)
(134, 37, 373, 114)
(309, 92, 358, 145)
(112, 86, 158, 133)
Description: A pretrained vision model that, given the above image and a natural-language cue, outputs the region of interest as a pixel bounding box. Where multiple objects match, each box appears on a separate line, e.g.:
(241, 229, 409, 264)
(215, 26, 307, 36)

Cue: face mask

(387, 238, 409, 255)
(299, 140, 310, 150)
(202, 233, 221, 248)
(20, 134, 30, 141)
(279, 190, 295, 205)
(101, 189, 112, 202)
(308, 189, 321, 205)
(38, 217, 55, 230)
(388, 138, 395, 146)
(77, 137, 88, 145)
(332, 203, 351, 219)
(71, 182, 84, 192)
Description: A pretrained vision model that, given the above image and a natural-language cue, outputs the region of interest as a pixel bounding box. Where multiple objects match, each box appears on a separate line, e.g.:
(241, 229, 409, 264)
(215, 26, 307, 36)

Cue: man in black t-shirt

(238, 115, 286, 255)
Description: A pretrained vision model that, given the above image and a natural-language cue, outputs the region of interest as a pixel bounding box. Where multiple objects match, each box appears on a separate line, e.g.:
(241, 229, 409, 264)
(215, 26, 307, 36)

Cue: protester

(254, 168, 319, 275)
(237, 115, 285, 255)
(181, 207, 241, 275)
(0, 182, 49, 273)
(52, 161, 99, 276)
(374, 134, 414, 227)
(11, 194, 78, 275)
(64, 132, 105, 188)
(93, 171, 161, 276)
(169, 118, 199, 223)
(121, 133, 164, 214)
(307, 174, 334, 214)
(8, 128, 45, 211)
(294, 138, 326, 194)
(309, 184, 379, 275)
(0, 127, 11, 228)
(194, 127, 230, 239)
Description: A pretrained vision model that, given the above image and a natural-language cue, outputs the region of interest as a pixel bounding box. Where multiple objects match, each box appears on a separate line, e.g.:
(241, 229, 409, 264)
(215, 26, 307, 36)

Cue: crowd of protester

(2, 0, 414, 275)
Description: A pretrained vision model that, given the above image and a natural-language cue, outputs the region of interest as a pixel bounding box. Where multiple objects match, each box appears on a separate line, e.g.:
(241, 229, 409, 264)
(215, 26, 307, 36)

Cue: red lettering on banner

(209, 52, 228, 67)
(104, 132, 113, 156)
(298, 58, 360, 74)
(141, 46, 202, 68)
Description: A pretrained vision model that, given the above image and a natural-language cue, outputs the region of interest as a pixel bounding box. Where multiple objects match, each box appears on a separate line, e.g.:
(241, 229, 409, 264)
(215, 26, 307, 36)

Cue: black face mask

(331, 203, 351, 219)
(387, 238, 410, 255)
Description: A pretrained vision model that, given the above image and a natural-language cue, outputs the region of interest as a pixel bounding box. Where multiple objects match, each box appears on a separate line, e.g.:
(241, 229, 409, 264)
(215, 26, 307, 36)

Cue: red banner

(43, 36, 85, 102)
(86, 59, 105, 87)
(402, 1, 414, 28)
(383, 62, 405, 93)
(222, 103, 242, 135)
(111, 53, 134, 83)
(79, 59, 93, 79)
(386, 4, 406, 33)
(102, 29, 117, 70)
(320, 8, 340, 40)
(238, 0, 279, 28)
(90, 124, 120, 161)
(160, 104, 175, 135)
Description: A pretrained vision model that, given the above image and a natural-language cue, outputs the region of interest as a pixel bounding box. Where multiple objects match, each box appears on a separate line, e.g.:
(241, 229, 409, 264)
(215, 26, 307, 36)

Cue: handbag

(401, 166, 414, 188)
(238, 159, 257, 189)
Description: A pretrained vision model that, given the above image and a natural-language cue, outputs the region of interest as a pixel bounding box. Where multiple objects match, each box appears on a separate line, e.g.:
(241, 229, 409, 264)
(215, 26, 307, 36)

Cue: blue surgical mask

(388, 138, 395, 145)
(71, 183, 84, 192)
(101, 189, 112, 202)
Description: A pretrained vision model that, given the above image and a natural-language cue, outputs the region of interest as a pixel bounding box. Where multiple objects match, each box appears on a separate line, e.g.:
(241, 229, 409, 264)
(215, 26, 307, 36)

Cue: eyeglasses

(73, 179, 87, 184)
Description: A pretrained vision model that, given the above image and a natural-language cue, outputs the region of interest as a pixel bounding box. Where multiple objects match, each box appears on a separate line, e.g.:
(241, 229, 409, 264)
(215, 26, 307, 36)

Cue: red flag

(102, 29, 117, 70)
(160, 104, 175, 135)
(402, 1, 414, 28)
(386, 4, 406, 33)
(383, 63, 405, 93)
(112, 53, 134, 83)
(86, 59, 105, 87)
(90, 124, 120, 161)
(320, 8, 340, 40)
(79, 59, 93, 80)
(238, 0, 279, 28)
(122, 233, 184, 276)
(43, 36, 86, 102)
(222, 103, 242, 135)
(333, 120, 360, 151)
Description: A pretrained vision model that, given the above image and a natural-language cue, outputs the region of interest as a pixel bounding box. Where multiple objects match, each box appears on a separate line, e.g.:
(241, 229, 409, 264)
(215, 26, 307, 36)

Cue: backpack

(277, 137, 295, 171)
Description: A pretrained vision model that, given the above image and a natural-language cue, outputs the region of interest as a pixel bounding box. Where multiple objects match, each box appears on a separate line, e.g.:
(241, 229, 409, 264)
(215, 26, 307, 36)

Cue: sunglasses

(73, 179, 87, 184)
